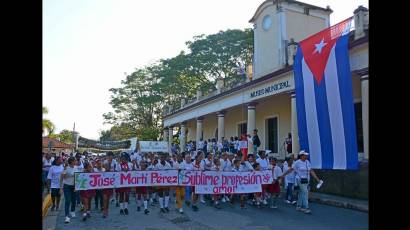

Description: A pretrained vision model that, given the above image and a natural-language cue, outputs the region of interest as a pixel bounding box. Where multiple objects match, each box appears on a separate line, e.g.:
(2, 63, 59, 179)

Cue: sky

(43, 0, 368, 140)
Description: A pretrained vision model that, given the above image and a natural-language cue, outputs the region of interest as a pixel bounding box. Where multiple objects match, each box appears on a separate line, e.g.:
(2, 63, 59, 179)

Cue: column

(291, 92, 300, 159)
(217, 111, 225, 143)
(247, 102, 257, 135)
(163, 127, 169, 142)
(196, 117, 204, 150)
(168, 126, 173, 155)
(361, 75, 369, 160)
(179, 122, 186, 152)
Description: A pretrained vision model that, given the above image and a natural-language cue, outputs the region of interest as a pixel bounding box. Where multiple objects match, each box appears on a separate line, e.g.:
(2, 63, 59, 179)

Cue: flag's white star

(313, 38, 327, 54)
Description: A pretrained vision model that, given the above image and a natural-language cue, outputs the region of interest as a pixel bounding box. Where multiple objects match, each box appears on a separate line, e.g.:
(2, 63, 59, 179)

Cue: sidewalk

(42, 191, 61, 230)
(309, 192, 368, 212)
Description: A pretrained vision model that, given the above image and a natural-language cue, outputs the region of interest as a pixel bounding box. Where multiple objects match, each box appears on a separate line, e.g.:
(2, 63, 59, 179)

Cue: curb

(309, 196, 368, 212)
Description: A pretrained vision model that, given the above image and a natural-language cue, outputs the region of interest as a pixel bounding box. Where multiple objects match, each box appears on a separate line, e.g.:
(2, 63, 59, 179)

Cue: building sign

(139, 141, 168, 152)
(250, 80, 290, 98)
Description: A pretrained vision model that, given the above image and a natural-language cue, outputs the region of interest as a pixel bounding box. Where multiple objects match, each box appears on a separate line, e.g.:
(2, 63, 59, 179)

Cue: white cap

(299, 150, 309, 156)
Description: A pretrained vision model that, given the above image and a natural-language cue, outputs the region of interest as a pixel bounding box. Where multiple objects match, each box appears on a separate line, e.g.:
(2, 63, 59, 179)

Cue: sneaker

(160, 208, 166, 213)
(192, 205, 199, 212)
(225, 196, 230, 202)
(300, 208, 307, 212)
(200, 199, 206, 204)
(304, 209, 311, 214)
(65, 216, 70, 223)
(221, 197, 226, 203)
(296, 207, 302, 211)
(137, 206, 141, 212)
(124, 208, 129, 215)
(164, 207, 170, 212)
(70, 212, 76, 218)
(179, 208, 184, 214)
(82, 213, 87, 221)
(292, 201, 297, 205)
(285, 200, 291, 204)
(185, 200, 191, 207)
(271, 205, 278, 209)
(263, 199, 268, 205)
(144, 209, 150, 215)
(120, 209, 124, 215)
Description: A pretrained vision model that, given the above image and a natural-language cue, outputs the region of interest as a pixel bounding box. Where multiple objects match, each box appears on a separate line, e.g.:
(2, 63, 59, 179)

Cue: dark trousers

(63, 184, 76, 217)
(95, 190, 103, 208)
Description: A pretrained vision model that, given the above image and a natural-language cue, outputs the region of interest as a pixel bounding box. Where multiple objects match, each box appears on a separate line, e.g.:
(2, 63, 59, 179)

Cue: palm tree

(43, 107, 55, 135)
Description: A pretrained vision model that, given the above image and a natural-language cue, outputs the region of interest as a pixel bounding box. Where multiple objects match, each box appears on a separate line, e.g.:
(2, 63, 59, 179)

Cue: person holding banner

(115, 154, 133, 215)
(191, 152, 205, 211)
(174, 154, 191, 214)
(80, 162, 96, 221)
(102, 161, 114, 218)
(267, 157, 282, 209)
(156, 154, 172, 213)
(180, 154, 194, 208)
(211, 158, 222, 209)
(135, 161, 150, 215)
(231, 159, 247, 209)
(93, 159, 104, 212)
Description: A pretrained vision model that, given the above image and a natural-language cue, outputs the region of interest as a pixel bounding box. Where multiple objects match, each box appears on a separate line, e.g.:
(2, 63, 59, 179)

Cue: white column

(196, 117, 204, 150)
(168, 126, 173, 155)
(291, 92, 300, 158)
(361, 75, 369, 160)
(179, 123, 186, 152)
(163, 128, 169, 141)
(217, 111, 225, 143)
(247, 103, 257, 135)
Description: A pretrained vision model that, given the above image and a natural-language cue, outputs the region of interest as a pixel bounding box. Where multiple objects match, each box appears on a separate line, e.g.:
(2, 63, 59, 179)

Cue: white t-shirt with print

(293, 159, 311, 181)
(62, 165, 79, 186)
(47, 165, 64, 188)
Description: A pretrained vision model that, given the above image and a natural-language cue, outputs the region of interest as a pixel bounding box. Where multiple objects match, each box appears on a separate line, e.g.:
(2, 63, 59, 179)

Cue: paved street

(52, 193, 368, 230)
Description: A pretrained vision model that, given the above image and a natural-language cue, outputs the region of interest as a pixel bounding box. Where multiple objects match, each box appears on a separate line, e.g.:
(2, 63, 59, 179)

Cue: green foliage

(103, 28, 253, 140)
(43, 106, 55, 135)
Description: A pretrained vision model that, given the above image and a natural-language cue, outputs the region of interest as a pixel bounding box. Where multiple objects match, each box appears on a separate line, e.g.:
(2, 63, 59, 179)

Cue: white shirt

(211, 164, 222, 171)
(240, 161, 254, 171)
(234, 140, 240, 150)
(179, 161, 194, 170)
(47, 165, 64, 188)
(220, 159, 232, 171)
(156, 161, 172, 170)
(62, 165, 79, 186)
(193, 161, 204, 170)
(42, 157, 54, 171)
(131, 152, 142, 163)
(256, 158, 269, 170)
(203, 158, 213, 170)
(272, 165, 283, 180)
(217, 143, 223, 151)
(93, 167, 105, 173)
(283, 163, 296, 184)
(115, 162, 133, 172)
(232, 166, 242, 172)
(293, 159, 311, 181)
(103, 159, 118, 171)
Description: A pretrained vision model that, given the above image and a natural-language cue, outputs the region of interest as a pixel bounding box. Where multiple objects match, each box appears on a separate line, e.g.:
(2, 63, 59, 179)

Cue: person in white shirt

(47, 156, 64, 211)
(60, 157, 79, 223)
(283, 157, 297, 204)
(220, 152, 232, 172)
(230, 159, 246, 209)
(191, 152, 204, 211)
(135, 161, 150, 215)
(267, 157, 283, 209)
(180, 154, 194, 208)
(280, 150, 321, 214)
(93, 159, 105, 211)
(256, 151, 269, 170)
(156, 154, 172, 213)
(43, 153, 55, 193)
(211, 158, 222, 209)
(116, 154, 133, 215)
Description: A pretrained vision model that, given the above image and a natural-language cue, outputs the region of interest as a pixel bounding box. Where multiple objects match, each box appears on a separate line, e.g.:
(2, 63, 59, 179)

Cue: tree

(49, 129, 77, 143)
(103, 28, 253, 140)
(43, 106, 55, 135)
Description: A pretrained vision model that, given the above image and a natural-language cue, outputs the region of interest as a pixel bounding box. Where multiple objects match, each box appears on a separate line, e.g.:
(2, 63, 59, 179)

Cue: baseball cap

(299, 150, 309, 156)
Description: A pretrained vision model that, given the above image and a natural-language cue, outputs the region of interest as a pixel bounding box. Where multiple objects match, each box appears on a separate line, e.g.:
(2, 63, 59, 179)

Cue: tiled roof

(42, 137, 73, 149)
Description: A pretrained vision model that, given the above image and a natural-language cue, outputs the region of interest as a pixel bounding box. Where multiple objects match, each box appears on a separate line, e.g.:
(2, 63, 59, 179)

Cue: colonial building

(162, 0, 368, 162)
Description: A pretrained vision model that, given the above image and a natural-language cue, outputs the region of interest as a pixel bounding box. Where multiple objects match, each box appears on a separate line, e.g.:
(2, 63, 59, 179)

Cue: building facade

(163, 0, 369, 162)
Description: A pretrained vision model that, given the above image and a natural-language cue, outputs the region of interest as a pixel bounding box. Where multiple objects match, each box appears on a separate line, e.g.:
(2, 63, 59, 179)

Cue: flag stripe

(324, 45, 347, 169)
(294, 47, 310, 155)
(335, 35, 358, 170)
(302, 58, 322, 168)
(313, 72, 334, 169)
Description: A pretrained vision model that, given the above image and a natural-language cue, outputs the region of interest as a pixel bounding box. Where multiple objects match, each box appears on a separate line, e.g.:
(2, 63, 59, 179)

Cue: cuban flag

(294, 18, 358, 170)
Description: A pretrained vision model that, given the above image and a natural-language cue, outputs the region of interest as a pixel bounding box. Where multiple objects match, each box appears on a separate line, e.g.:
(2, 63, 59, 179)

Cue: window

(354, 102, 364, 153)
(266, 117, 278, 153)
